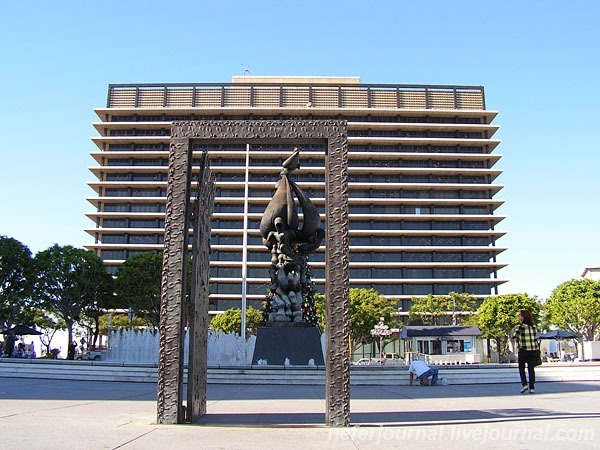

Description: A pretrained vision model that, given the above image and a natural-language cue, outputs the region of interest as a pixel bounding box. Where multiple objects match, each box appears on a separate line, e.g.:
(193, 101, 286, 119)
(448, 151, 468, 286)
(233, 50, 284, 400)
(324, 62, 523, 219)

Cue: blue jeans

(419, 367, 439, 386)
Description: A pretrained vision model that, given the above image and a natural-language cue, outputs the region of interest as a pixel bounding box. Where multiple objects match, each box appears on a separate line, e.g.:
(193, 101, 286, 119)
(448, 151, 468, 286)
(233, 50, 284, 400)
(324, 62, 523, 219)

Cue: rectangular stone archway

(157, 119, 350, 427)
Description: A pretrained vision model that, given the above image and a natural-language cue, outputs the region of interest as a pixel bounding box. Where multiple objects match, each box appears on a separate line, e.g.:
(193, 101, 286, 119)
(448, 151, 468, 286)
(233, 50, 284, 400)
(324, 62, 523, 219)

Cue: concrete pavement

(1, 378, 599, 449)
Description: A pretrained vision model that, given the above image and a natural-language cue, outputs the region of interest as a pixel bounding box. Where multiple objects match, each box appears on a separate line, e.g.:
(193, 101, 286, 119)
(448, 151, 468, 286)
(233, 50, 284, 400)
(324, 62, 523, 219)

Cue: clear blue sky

(1, 1, 598, 300)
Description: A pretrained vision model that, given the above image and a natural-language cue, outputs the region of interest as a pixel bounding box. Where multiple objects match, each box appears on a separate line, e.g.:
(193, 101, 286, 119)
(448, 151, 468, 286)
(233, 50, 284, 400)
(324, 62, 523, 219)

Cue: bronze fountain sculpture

(259, 148, 325, 324)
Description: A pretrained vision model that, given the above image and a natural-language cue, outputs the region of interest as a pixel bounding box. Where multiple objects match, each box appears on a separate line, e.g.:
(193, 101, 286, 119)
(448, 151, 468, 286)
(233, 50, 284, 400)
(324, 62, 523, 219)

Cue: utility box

(582, 341, 600, 361)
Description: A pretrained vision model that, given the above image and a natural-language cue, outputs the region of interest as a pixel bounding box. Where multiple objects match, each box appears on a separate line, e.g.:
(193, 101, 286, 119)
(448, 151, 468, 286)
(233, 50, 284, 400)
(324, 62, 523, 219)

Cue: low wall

(1, 358, 599, 385)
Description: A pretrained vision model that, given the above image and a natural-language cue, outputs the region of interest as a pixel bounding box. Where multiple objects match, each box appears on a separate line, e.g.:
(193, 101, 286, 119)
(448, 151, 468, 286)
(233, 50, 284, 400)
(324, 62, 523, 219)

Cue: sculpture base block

(252, 325, 325, 365)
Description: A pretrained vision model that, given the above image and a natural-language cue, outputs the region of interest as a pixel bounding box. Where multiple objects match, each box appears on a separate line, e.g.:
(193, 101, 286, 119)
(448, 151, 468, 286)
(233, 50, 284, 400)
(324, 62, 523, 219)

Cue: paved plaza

(1, 377, 599, 449)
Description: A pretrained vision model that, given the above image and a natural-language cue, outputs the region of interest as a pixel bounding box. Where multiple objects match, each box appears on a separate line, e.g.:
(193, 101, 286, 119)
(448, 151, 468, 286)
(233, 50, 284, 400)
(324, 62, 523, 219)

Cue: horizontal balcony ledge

(347, 168, 503, 176)
(348, 182, 504, 189)
(345, 198, 506, 205)
(85, 212, 164, 217)
(348, 136, 500, 146)
(86, 196, 167, 204)
(347, 262, 508, 268)
(343, 278, 509, 284)
(347, 245, 507, 252)
(243, 244, 506, 251)
(92, 122, 170, 131)
(87, 197, 165, 204)
(89, 152, 170, 163)
(87, 182, 168, 189)
(349, 213, 506, 220)
(84, 228, 166, 235)
(93, 121, 499, 131)
(91, 135, 500, 147)
(89, 166, 169, 173)
(347, 152, 502, 162)
(348, 121, 499, 131)
(95, 106, 498, 116)
(91, 244, 164, 250)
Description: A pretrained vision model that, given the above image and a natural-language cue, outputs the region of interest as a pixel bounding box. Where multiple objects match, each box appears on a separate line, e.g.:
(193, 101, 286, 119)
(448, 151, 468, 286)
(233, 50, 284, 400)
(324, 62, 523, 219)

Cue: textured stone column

(187, 152, 214, 422)
(157, 137, 192, 424)
(325, 130, 350, 427)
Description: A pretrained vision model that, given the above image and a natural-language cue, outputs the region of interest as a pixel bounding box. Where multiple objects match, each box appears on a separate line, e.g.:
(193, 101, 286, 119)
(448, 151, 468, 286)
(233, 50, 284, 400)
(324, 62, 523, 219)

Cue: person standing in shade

(511, 309, 539, 394)
(408, 359, 439, 386)
(4, 333, 17, 358)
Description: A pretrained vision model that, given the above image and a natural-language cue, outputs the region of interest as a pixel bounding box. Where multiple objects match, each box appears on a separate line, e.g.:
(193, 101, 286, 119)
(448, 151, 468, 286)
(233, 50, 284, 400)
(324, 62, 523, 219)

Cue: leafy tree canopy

(545, 279, 600, 341)
(114, 252, 163, 328)
(210, 307, 264, 335)
(33, 244, 111, 359)
(0, 236, 34, 329)
(98, 313, 150, 334)
(409, 292, 477, 325)
(348, 288, 397, 348)
(314, 288, 397, 348)
(477, 293, 540, 355)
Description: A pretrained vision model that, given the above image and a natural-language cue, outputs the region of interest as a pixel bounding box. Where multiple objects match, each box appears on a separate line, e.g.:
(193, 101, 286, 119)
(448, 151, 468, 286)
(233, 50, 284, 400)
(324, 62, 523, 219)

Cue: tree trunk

(66, 323, 75, 360)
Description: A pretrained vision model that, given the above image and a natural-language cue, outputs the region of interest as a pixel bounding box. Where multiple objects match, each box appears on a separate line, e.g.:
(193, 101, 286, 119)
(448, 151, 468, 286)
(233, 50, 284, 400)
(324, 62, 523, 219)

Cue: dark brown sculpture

(159, 120, 350, 426)
(260, 148, 325, 323)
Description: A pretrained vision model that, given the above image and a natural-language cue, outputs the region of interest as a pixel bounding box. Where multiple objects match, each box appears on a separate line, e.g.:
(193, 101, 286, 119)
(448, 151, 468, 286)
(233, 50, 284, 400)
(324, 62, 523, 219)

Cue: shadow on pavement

(194, 408, 600, 427)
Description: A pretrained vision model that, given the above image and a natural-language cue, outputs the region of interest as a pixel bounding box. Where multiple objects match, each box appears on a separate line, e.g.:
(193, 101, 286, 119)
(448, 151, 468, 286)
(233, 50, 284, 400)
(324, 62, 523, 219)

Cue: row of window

(105, 173, 166, 182)
(101, 247, 495, 265)
(99, 188, 490, 203)
(104, 189, 171, 197)
(102, 219, 165, 228)
(110, 129, 170, 136)
(105, 157, 210, 167)
(102, 234, 164, 244)
(104, 204, 165, 213)
(215, 250, 493, 263)
(243, 219, 492, 231)
(244, 204, 490, 214)
(351, 145, 487, 154)
(213, 185, 492, 201)
(109, 128, 485, 139)
(210, 266, 491, 279)
(106, 143, 489, 156)
(104, 159, 490, 173)
(100, 233, 493, 247)
(213, 235, 491, 246)
(111, 114, 484, 125)
(208, 281, 493, 296)
(349, 130, 484, 139)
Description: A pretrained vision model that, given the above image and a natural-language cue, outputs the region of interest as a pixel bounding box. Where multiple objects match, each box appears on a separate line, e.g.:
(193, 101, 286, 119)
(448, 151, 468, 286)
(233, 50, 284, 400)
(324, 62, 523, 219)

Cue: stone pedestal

(252, 324, 325, 366)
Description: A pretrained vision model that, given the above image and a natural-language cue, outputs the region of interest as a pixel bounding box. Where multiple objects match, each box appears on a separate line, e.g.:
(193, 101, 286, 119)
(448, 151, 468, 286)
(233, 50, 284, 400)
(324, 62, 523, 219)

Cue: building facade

(86, 76, 506, 314)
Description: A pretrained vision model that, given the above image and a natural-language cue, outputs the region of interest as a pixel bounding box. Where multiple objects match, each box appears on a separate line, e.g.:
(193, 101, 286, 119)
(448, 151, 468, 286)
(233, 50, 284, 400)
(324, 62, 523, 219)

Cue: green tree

(545, 279, 600, 341)
(447, 292, 478, 324)
(33, 245, 111, 360)
(32, 308, 65, 356)
(79, 273, 116, 349)
(409, 292, 477, 325)
(408, 294, 446, 325)
(314, 293, 326, 332)
(114, 252, 163, 328)
(100, 313, 149, 333)
(210, 307, 264, 335)
(0, 236, 34, 329)
(348, 288, 397, 351)
(314, 288, 397, 351)
(477, 293, 540, 357)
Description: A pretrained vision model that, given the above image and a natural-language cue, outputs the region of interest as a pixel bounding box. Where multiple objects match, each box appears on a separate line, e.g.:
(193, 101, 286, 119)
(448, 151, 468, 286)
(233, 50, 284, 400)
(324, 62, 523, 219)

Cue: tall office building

(87, 76, 506, 314)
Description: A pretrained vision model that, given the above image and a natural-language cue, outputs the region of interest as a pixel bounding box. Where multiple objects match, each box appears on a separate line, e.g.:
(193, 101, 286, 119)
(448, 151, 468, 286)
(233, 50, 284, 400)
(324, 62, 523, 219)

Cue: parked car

(383, 353, 402, 363)
(75, 350, 103, 361)
(352, 358, 382, 366)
